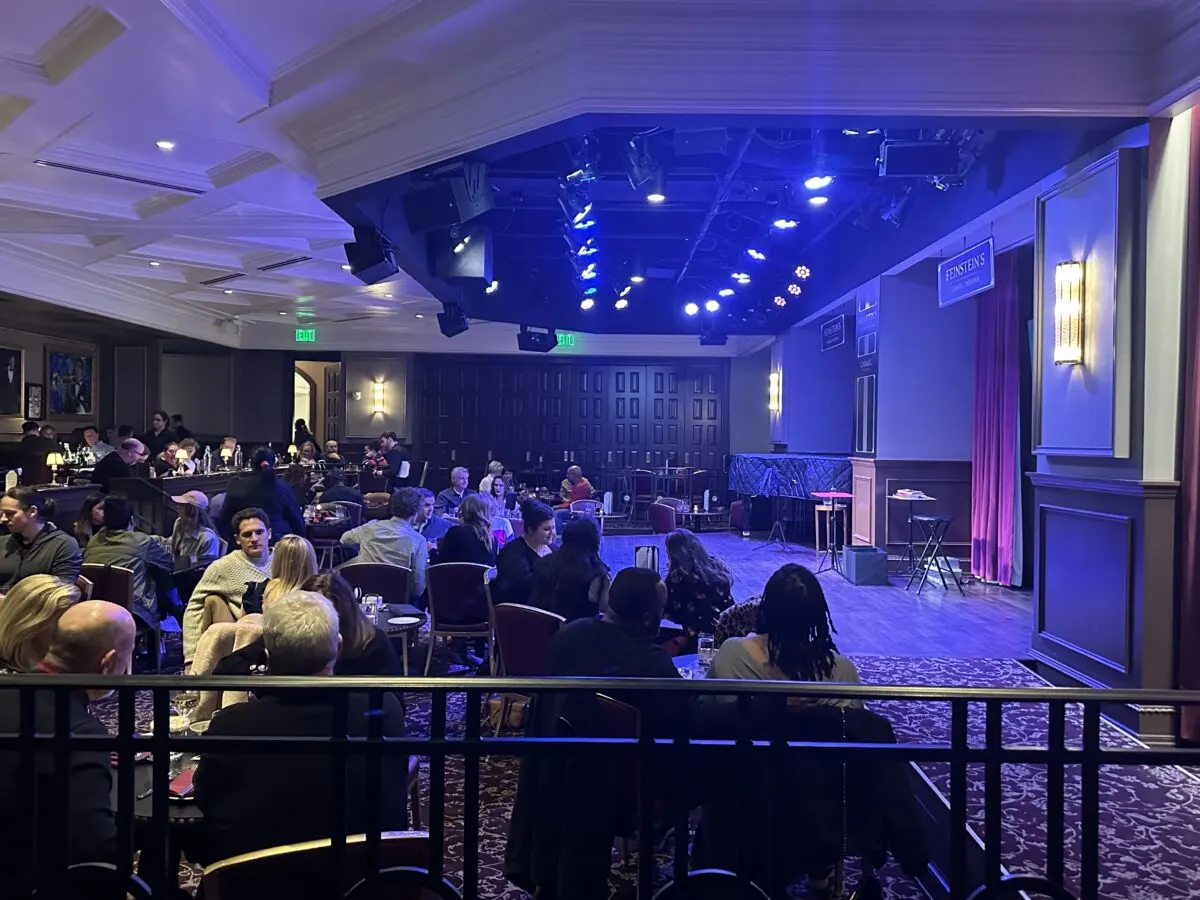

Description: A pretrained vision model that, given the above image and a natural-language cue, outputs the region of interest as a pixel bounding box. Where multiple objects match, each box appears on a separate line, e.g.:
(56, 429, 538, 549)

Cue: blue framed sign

(938, 237, 994, 307)
(820, 314, 845, 352)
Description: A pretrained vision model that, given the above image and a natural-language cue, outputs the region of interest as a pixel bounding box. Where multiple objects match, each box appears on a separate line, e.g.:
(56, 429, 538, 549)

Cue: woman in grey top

(706, 563, 862, 708)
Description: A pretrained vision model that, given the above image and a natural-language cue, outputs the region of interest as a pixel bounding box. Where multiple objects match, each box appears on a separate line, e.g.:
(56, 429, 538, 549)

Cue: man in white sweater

(182, 508, 273, 666)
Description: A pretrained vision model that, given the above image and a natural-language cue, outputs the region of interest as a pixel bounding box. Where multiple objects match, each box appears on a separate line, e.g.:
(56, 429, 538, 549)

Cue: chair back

(493, 603, 565, 676)
(198, 831, 431, 900)
(648, 501, 677, 534)
(658, 497, 687, 512)
(632, 469, 655, 496)
(80, 563, 135, 610)
(595, 693, 640, 737)
(363, 492, 392, 520)
(217, 538, 228, 557)
(327, 501, 363, 528)
(426, 562, 492, 629)
(418, 461, 429, 487)
(358, 471, 389, 494)
(570, 499, 602, 516)
(75, 575, 94, 600)
(340, 563, 413, 607)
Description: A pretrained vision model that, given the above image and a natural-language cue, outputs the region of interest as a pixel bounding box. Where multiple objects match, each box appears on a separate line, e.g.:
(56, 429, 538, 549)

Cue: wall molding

(1028, 472, 1180, 498)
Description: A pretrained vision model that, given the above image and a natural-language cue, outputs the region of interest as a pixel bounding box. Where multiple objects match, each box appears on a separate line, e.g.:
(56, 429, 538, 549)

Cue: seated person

(321, 439, 345, 469)
(317, 470, 363, 506)
(150, 440, 180, 477)
(80, 424, 114, 461)
(705, 563, 861, 708)
(531, 517, 609, 622)
(557, 465, 594, 509)
(492, 501, 554, 606)
(0, 574, 80, 674)
(176, 438, 199, 474)
(434, 466, 475, 516)
(479, 460, 504, 494)
(664, 529, 734, 652)
(82, 495, 175, 625)
(89, 438, 145, 493)
(297, 441, 318, 466)
(193, 591, 408, 864)
(216, 448, 306, 541)
(0, 487, 82, 590)
(0, 601, 136, 894)
(415, 488, 451, 544)
(487, 474, 518, 521)
(437, 494, 497, 566)
(212, 571, 401, 679)
(339, 488, 428, 599)
(182, 509, 273, 666)
(73, 494, 106, 550)
(168, 491, 221, 568)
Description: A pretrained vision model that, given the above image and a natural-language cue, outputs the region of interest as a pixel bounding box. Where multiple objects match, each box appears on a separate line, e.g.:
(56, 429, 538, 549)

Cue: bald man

(0, 601, 135, 890)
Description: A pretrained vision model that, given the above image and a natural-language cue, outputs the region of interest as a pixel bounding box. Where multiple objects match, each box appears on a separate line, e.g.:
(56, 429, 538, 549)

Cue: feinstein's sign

(938, 237, 994, 307)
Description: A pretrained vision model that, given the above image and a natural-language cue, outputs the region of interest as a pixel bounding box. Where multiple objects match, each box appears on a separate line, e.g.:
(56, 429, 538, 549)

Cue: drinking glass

(697, 633, 716, 670)
(173, 690, 200, 728)
(361, 594, 381, 625)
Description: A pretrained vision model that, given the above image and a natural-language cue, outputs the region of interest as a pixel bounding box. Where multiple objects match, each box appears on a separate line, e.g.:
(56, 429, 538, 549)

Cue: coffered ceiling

(0, 0, 1195, 353)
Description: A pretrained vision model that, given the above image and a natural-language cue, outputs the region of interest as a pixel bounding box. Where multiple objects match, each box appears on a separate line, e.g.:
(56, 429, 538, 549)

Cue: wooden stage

(599, 531, 1034, 660)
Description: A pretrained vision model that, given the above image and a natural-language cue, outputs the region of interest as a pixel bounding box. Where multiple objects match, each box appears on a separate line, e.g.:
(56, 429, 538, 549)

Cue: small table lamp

(46, 452, 65, 486)
(220, 448, 233, 468)
(287, 443, 299, 462)
(175, 447, 190, 474)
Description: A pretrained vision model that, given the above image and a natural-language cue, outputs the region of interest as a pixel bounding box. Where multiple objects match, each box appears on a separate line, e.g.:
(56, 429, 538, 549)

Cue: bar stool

(906, 515, 964, 595)
(814, 502, 847, 575)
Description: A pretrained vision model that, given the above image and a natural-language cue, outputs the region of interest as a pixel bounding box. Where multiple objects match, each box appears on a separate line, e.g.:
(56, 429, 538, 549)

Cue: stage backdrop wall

(769, 308, 856, 453)
(729, 347, 771, 454)
(411, 355, 729, 489)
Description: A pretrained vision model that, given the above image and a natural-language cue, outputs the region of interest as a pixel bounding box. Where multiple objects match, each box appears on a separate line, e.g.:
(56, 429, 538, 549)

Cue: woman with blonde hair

(262, 534, 317, 605)
(0, 574, 80, 673)
(437, 493, 497, 565)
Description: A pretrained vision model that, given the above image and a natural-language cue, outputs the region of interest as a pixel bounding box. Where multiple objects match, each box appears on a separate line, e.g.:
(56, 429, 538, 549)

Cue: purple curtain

(971, 250, 1020, 586)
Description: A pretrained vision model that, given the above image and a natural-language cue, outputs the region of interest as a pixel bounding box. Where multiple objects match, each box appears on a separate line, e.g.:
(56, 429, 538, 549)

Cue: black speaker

(437, 304, 470, 338)
(343, 227, 398, 285)
(517, 327, 557, 353)
(878, 141, 961, 177)
(432, 226, 492, 282)
(402, 164, 493, 233)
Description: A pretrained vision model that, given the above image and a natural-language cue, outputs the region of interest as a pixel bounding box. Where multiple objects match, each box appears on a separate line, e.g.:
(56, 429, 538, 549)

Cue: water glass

(697, 633, 716, 670)
(173, 690, 199, 728)
(361, 594, 381, 625)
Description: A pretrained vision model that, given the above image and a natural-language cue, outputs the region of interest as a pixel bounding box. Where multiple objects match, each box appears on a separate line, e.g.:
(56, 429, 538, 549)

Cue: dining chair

(81, 563, 160, 672)
(197, 831, 434, 900)
(75, 574, 94, 600)
(648, 500, 678, 534)
(424, 562, 494, 676)
(490, 603, 565, 735)
(338, 562, 414, 607)
(362, 492, 392, 520)
(632, 469, 656, 521)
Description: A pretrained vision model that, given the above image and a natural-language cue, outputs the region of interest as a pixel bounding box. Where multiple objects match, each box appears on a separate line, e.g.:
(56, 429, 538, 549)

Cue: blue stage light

(718, 288, 734, 297)
(804, 175, 833, 190)
(580, 263, 598, 281)
(773, 218, 798, 230)
(704, 299, 720, 312)
(684, 302, 699, 316)
(808, 196, 829, 207)
(746, 248, 766, 261)
(580, 297, 595, 310)
(615, 297, 629, 310)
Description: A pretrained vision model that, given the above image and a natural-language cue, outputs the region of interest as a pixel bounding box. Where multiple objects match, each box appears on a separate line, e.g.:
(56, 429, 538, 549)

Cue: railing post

(950, 698, 968, 900)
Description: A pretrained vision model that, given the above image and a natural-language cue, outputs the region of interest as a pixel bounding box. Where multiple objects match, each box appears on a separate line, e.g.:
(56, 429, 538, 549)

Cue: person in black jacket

(378, 431, 409, 491)
(193, 591, 408, 865)
(0, 601, 136, 896)
(530, 517, 609, 622)
(215, 447, 304, 543)
(437, 494, 497, 566)
(214, 572, 401, 678)
(493, 500, 554, 606)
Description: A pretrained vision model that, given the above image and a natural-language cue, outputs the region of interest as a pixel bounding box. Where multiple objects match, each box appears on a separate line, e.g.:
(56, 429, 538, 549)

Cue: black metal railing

(2, 675, 1198, 900)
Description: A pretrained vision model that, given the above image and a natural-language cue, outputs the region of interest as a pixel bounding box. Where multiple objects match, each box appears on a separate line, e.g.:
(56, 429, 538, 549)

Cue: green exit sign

(556, 332, 575, 348)
(294, 327, 317, 343)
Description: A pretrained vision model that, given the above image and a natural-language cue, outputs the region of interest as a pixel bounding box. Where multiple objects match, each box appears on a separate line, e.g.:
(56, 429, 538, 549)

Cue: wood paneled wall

(414, 356, 729, 487)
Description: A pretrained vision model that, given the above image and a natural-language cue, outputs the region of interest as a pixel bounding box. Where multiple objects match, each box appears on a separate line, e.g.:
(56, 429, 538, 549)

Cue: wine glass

(697, 633, 716, 670)
(173, 690, 200, 728)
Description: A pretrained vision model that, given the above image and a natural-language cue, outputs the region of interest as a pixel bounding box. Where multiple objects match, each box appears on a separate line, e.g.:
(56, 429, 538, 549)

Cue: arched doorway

(294, 369, 316, 444)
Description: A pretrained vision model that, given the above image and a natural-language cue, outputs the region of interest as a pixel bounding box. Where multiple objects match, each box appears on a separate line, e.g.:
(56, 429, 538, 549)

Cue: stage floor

(599, 532, 1034, 660)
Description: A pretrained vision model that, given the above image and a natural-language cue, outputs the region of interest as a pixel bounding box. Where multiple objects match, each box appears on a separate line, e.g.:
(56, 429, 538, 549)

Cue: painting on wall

(45, 346, 96, 418)
(0, 346, 21, 416)
(25, 383, 43, 420)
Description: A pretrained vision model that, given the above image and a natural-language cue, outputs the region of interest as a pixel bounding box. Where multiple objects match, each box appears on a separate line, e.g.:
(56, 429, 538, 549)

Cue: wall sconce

(768, 372, 781, 412)
(1053, 260, 1084, 366)
(371, 381, 385, 414)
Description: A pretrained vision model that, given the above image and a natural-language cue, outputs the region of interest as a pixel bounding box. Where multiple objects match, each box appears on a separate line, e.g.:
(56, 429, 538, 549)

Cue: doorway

(294, 360, 343, 446)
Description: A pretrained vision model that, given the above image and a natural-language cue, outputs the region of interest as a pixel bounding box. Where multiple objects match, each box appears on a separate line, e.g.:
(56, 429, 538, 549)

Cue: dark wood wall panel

(414, 356, 729, 487)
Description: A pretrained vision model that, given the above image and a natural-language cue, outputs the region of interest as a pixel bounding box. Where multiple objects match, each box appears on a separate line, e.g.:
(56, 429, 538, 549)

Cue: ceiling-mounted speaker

(343, 227, 398, 285)
(402, 163, 494, 233)
(878, 141, 961, 177)
(436, 303, 470, 338)
(517, 326, 557, 353)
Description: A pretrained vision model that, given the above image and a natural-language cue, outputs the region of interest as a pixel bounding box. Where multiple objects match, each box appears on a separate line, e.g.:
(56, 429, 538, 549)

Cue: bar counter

(34, 472, 241, 534)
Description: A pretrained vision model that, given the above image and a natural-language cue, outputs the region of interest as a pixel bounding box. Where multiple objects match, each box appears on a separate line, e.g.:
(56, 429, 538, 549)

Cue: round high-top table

(887, 494, 937, 575)
(811, 491, 854, 577)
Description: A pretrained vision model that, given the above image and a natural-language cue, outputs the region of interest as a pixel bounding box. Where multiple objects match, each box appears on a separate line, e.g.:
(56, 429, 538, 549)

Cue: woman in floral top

(664, 529, 734, 652)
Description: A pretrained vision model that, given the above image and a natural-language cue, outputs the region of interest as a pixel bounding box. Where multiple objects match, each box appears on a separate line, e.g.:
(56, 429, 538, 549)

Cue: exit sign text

(557, 332, 575, 347)
(295, 327, 316, 343)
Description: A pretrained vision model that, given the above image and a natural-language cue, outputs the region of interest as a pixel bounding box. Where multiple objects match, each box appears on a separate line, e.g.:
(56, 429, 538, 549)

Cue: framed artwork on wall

(25, 383, 43, 420)
(45, 346, 96, 418)
(0, 346, 22, 416)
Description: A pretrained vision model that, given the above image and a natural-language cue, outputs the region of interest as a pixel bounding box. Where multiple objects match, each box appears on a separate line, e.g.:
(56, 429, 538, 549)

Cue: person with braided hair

(705, 563, 862, 708)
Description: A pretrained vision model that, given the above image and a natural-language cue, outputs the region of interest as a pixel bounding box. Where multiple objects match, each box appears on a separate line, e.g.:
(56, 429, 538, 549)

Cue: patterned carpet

(94, 640, 1200, 899)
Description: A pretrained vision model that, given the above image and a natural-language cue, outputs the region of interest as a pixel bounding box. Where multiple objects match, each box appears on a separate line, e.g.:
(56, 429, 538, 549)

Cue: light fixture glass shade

(372, 382, 385, 413)
(1053, 260, 1084, 365)
(286, 444, 299, 456)
(175, 449, 189, 460)
(768, 372, 781, 412)
(220, 448, 233, 460)
(46, 452, 64, 467)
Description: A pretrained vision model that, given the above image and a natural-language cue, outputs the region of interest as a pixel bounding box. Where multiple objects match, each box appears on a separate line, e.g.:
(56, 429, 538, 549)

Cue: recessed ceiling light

(223, 289, 234, 295)
(630, 275, 645, 284)
(341, 264, 352, 271)
(415, 313, 424, 318)
(646, 192, 666, 204)
(808, 196, 829, 207)
(278, 311, 287, 316)
(382, 294, 392, 299)
(148, 261, 161, 267)
(156, 140, 176, 151)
